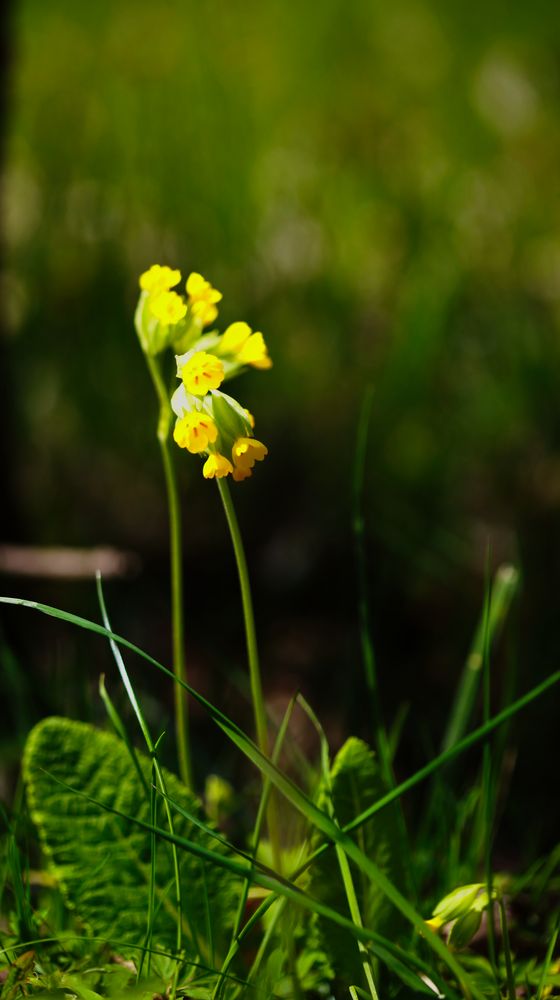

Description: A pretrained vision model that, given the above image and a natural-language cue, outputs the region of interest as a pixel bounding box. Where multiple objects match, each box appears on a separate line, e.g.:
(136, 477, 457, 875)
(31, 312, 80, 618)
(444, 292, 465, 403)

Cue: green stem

(498, 895, 516, 1000)
(145, 353, 192, 789)
(216, 477, 268, 757)
(216, 478, 282, 867)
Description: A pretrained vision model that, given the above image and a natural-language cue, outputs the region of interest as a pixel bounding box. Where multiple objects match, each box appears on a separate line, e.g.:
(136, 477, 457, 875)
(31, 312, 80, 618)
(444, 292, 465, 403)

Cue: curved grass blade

(4, 595, 560, 995)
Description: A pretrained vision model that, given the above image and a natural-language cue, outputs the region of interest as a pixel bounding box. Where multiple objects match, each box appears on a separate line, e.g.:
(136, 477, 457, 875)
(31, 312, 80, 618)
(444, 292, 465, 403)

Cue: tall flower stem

(145, 353, 193, 789)
(216, 478, 268, 757)
(216, 479, 282, 867)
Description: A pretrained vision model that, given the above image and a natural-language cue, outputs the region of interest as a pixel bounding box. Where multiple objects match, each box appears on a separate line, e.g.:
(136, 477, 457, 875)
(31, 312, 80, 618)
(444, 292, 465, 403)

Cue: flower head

(140, 264, 181, 295)
(186, 272, 223, 327)
(232, 436, 268, 471)
(149, 290, 187, 325)
(181, 351, 225, 396)
(173, 412, 218, 454)
(203, 453, 233, 479)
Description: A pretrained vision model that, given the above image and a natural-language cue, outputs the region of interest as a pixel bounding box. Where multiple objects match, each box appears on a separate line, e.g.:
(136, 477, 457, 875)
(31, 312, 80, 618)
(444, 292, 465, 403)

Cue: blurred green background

(2, 0, 560, 854)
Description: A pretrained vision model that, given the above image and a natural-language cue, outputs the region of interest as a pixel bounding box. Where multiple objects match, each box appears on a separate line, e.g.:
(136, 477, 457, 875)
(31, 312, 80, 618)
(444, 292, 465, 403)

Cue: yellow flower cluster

(135, 262, 271, 481)
(172, 364, 269, 480)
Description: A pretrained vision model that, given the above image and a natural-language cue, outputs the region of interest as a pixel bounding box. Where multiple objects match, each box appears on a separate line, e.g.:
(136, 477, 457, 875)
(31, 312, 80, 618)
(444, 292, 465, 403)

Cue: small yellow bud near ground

(173, 412, 218, 454)
(203, 453, 233, 479)
(181, 351, 225, 395)
(139, 264, 181, 294)
(232, 437, 268, 470)
(149, 290, 187, 325)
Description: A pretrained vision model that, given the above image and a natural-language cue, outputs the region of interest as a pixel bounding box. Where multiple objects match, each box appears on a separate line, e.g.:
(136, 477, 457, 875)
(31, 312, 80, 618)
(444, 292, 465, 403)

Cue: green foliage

(22, 717, 238, 960)
(309, 736, 405, 991)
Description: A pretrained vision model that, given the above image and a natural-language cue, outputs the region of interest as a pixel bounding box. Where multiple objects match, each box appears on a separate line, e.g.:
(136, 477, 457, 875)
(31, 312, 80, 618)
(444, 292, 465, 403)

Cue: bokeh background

(2, 0, 560, 856)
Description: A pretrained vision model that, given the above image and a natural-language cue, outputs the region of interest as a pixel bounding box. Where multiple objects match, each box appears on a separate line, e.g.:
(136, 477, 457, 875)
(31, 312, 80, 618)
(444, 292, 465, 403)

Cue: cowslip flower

(180, 351, 225, 396)
(186, 272, 222, 327)
(217, 322, 272, 370)
(203, 453, 234, 479)
(171, 382, 268, 482)
(232, 437, 268, 471)
(173, 411, 218, 454)
(149, 290, 187, 325)
(139, 264, 181, 295)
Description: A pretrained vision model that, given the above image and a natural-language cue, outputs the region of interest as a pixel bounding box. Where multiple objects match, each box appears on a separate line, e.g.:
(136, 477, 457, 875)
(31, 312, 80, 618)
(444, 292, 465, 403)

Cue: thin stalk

(536, 917, 559, 1000)
(216, 478, 267, 756)
(96, 575, 185, 961)
(336, 844, 380, 1000)
(215, 478, 282, 867)
(214, 698, 298, 1000)
(480, 559, 498, 980)
(498, 895, 516, 1000)
(297, 694, 379, 1000)
(145, 352, 192, 789)
(442, 565, 519, 753)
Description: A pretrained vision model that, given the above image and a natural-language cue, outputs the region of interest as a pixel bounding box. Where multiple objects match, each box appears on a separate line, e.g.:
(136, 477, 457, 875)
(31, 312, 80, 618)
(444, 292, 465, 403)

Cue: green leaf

(23, 717, 238, 959)
(309, 737, 406, 990)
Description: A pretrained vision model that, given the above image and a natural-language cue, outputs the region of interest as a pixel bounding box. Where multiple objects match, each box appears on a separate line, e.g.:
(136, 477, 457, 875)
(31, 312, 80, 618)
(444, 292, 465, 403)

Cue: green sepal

(448, 908, 483, 949)
(135, 290, 186, 356)
(209, 390, 252, 442)
(432, 883, 484, 924)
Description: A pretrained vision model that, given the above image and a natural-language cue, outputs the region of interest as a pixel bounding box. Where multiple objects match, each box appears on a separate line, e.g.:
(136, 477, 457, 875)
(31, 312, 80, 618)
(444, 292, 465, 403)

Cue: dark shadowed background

(1, 0, 559, 857)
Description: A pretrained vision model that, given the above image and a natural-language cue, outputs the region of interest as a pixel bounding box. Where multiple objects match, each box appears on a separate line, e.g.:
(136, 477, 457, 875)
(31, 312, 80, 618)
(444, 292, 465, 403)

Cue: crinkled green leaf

(23, 717, 238, 958)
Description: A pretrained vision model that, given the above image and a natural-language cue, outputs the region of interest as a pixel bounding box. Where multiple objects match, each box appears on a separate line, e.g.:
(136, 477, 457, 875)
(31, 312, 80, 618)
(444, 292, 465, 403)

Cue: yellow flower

(238, 332, 272, 369)
(139, 264, 181, 294)
(186, 272, 222, 327)
(232, 464, 253, 482)
(181, 351, 225, 396)
(149, 290, 187, 325)
(232, 436, 268, 470)
(220, 321, 252, 355)
(244, 408, 255, 429)
(203, 453, 233, 479)
(218, 322, 272, 370)
(173, 412, 218, 454)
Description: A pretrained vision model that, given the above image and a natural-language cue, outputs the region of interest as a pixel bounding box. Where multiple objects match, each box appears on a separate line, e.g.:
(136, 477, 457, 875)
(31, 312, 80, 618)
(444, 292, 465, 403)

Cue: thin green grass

(2, 593, 559, 997)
